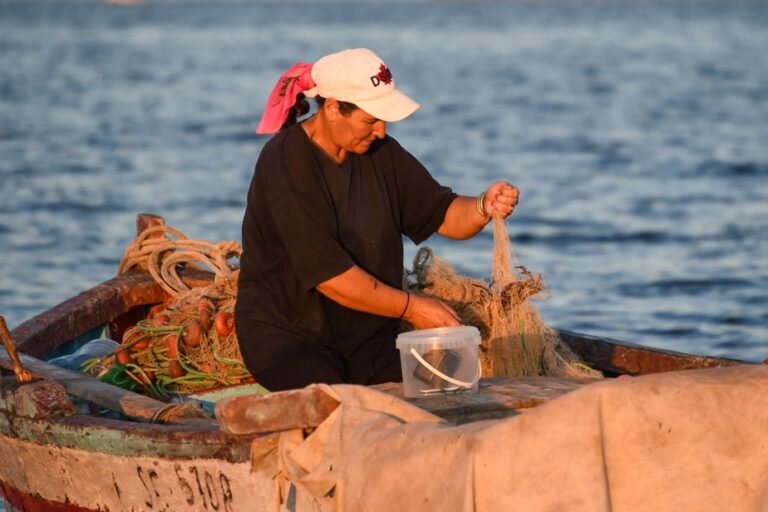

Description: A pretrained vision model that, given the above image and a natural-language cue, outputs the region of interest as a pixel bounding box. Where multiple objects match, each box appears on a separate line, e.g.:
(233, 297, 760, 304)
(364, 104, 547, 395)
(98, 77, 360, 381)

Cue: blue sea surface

(1, 0, 767, 406)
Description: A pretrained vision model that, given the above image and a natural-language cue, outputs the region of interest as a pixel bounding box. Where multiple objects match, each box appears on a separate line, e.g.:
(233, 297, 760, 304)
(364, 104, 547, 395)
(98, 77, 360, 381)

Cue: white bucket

(395, 326, 481, 398)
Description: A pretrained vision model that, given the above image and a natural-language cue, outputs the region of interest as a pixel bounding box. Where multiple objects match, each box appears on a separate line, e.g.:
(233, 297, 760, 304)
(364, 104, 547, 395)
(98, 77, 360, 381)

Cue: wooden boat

(0, 218, 746, 512)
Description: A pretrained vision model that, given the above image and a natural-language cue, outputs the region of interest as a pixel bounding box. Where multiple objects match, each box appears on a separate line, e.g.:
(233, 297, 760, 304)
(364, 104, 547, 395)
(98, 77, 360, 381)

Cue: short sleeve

(388, 138, 457, 244)
(261, 135, 354, 290)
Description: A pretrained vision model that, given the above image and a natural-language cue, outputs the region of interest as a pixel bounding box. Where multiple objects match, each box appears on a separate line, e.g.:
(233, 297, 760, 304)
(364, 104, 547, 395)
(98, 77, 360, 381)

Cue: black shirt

(235, 123, 456, 383)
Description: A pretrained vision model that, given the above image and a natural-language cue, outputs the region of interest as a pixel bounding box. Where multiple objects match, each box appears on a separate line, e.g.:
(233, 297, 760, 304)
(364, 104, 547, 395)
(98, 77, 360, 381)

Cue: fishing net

(84, 225, 252, 399)
(408, 217, 600, 379)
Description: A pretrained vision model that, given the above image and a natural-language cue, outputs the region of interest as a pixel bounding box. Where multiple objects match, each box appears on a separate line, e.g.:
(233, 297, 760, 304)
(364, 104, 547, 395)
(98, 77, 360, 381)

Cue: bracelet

(476, 192, 490, 220)
(399, 292, 411, 320)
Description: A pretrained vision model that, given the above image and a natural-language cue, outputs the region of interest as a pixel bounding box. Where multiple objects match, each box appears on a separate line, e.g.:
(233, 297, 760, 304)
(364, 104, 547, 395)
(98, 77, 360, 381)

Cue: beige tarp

(255, 365, 768, 511)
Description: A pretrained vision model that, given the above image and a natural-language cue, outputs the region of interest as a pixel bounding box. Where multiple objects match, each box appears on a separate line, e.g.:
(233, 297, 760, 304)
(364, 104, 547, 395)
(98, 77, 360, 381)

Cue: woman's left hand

(483, 181, 520, 218)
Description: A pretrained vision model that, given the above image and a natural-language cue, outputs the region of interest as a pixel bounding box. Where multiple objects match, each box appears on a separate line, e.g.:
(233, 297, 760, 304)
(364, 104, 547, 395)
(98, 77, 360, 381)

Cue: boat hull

(0, 433, 265, 511)
(1, 484, 93, 512)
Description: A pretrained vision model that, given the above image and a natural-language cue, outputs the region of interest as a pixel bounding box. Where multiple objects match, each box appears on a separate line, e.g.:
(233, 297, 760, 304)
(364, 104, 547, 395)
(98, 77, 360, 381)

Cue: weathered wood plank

(557, 329, 745, 375)
(8, 380, 77, 419)
(136, 212, 166, 234)
(374, 377, 590, 424)
(0, 410, 254, 461)
(0, 435, 263, 512)
(9, 270, 213, 358)
(216, 377, 590, 435)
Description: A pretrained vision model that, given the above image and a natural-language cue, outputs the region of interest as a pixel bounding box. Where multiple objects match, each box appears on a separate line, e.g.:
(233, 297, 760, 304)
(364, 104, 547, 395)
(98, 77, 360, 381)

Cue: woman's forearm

(316, 265, 410, 318)
(315, 265, 461, 328)
(437, 195, 489, 240)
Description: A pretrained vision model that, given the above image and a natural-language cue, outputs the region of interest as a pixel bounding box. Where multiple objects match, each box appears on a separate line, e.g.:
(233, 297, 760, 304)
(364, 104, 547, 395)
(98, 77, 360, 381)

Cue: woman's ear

(324, 98, 341, 122)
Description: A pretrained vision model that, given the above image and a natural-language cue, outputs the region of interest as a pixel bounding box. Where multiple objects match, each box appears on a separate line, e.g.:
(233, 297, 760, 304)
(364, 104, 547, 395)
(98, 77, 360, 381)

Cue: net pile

(84, 225, 252, 398)
(409, 217, 600, 379)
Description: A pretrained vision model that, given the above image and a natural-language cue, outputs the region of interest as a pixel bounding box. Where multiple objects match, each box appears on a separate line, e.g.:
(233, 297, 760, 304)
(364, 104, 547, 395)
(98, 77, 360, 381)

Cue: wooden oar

(0, 315, 32, 382)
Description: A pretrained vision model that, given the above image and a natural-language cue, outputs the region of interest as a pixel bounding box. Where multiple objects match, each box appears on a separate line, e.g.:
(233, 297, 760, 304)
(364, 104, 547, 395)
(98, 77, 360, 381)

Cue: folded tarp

(252, 365, 768, 511)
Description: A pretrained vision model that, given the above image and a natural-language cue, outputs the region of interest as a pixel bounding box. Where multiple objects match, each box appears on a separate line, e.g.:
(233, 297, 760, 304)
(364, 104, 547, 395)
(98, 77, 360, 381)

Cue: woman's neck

(302, 115, 346, 164)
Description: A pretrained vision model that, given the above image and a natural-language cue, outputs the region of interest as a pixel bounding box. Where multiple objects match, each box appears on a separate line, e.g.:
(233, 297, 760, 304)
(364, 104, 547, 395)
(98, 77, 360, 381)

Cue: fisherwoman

(236, 48, 519, 391)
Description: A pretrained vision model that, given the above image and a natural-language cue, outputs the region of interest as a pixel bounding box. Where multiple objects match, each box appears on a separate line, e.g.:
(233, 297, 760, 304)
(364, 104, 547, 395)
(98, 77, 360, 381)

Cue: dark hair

(315, 96, 358, 116)
(280, 93, 311, 131)
(280, 95, 359, 131)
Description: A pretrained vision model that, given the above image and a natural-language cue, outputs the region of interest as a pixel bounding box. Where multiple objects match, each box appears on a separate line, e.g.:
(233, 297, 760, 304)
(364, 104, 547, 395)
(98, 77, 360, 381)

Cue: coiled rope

(117, 225, 241, 297)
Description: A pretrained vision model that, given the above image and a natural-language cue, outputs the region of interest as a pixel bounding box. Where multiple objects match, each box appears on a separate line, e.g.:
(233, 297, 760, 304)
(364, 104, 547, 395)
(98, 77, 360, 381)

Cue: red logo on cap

(370, 64, 393, 87)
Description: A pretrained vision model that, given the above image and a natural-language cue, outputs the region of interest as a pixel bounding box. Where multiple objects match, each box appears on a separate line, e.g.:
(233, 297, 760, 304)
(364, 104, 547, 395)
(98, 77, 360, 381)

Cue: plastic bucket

(395, 326, 481, 398)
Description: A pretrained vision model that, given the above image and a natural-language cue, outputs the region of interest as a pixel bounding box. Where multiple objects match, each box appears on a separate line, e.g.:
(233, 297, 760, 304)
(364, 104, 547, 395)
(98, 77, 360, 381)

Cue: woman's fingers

(487, 182, 520, 217)
(407, 296, 462, 329)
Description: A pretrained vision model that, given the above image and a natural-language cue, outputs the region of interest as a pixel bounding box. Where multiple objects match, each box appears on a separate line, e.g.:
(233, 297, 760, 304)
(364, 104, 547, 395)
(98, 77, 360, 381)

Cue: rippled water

(1, 0, 767, 384)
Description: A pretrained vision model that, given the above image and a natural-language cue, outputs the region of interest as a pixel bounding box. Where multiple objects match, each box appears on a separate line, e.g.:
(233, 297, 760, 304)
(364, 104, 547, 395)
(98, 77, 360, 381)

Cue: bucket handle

(409, 348, 478, 390)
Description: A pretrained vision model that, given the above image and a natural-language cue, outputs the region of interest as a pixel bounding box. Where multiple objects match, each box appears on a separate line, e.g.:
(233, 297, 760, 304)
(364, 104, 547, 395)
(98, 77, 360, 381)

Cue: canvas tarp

(253, 365, 768, 512)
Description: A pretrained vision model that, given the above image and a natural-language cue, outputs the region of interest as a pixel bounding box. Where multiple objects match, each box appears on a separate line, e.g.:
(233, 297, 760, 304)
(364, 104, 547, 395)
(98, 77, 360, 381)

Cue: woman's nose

(373, 120, 387, 139)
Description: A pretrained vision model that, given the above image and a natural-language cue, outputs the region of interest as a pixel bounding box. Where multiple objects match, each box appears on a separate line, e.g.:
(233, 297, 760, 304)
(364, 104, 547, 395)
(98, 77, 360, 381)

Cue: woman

(236, 48, 518, 391)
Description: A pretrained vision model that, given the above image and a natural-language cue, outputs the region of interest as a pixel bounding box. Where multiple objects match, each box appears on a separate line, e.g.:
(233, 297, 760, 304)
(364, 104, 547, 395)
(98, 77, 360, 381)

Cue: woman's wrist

(476, 192, 491, 223)
(399, 291, 411, 320)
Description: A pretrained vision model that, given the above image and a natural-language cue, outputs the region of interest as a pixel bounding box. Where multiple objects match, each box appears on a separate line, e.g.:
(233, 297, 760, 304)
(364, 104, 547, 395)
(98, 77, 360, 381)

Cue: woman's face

(330, 104, 387, 155)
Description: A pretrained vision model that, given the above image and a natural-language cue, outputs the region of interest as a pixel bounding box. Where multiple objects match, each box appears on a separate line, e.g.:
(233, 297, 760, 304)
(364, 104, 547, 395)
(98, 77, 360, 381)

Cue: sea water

(0, 0, 766, 388)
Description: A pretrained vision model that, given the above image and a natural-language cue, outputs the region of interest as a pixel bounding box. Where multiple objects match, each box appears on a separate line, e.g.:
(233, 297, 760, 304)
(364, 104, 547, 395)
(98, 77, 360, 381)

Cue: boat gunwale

(0, 403, 257, 461)
(557, 329, 744, 375)
(10, 269, 213, 359)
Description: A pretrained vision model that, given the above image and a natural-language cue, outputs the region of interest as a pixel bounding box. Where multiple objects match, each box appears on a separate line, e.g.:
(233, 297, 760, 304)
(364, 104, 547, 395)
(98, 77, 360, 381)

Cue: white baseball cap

(304, 48, 419, 122)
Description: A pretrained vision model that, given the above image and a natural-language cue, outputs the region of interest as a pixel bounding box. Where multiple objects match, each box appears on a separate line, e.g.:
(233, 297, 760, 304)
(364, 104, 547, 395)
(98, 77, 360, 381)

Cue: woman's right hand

(403, 295, 462, 330)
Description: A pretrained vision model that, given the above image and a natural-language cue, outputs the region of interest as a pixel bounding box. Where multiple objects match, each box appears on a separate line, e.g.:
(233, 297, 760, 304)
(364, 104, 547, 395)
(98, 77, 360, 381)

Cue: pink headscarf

(255, 63, 316, 135)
